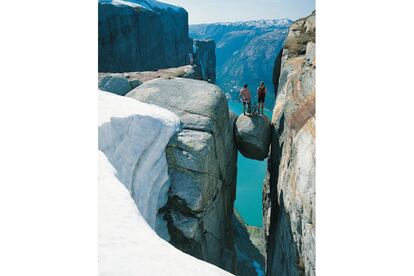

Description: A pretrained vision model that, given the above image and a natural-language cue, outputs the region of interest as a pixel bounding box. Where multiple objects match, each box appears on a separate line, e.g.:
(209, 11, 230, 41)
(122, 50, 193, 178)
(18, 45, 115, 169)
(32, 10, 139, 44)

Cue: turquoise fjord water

(228, 100, 272, 227)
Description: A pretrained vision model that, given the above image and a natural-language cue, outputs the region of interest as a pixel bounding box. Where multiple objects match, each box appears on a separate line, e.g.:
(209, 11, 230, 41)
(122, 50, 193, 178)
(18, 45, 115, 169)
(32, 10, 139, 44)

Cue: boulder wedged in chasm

(235, 114, 271, 161)
(126, 78, 237, 273)
(263, 10, 315, 276)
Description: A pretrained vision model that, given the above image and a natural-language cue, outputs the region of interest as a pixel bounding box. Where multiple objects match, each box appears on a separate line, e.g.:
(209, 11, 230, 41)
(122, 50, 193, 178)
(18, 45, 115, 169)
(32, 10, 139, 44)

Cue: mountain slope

(190, 19, 292, 109)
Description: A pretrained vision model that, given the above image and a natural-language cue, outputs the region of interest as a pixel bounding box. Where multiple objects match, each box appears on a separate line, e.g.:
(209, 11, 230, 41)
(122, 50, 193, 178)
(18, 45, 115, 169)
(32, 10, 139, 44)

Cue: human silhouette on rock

(257, 81, 267, 114)
(239, 84, 251, 115)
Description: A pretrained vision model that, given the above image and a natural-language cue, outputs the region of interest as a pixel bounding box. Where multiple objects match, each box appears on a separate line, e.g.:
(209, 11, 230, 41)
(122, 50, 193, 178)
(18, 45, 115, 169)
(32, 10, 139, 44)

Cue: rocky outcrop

(98, 0, 192, 72)
(98, 74, 136, 96)
(235, 114, 271, 161)
(98, 91, 233, 276)
(126, 78, 237, 273)
(98, 65, 196, 95)
(263, 11, 315, 276)
(193, 39, 216, 83)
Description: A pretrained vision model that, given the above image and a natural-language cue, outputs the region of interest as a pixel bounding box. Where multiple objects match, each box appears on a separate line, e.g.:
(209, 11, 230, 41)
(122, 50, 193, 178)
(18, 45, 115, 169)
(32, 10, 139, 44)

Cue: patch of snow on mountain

(99, 91, 181, 233)
(195, 19, 292, 29)
(99, 92, 232, 275)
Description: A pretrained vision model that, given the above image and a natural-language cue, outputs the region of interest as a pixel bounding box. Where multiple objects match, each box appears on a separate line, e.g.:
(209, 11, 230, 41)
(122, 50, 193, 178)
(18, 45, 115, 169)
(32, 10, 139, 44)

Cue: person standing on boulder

(257, 81, 267, 114)
(240, 84, 251, 115)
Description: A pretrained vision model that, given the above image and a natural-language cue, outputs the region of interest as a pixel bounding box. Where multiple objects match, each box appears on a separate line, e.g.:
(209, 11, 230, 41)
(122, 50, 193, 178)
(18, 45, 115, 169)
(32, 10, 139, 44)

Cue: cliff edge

(263, 11, 315, 276)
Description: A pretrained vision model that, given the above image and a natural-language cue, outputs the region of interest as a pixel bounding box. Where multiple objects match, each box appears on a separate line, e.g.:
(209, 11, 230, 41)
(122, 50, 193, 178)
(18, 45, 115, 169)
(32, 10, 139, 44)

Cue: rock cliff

(263, 11, 315, 276)
(98, 0, 192, 72)
(193, 39, 217, 83)
(98, 91, 233, 275)
(126, 78, 237, 273)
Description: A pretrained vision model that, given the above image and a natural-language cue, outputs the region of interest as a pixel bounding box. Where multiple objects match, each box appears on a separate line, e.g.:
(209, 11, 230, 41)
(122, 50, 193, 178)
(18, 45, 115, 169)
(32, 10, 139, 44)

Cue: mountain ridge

(190, 19, 292, 109)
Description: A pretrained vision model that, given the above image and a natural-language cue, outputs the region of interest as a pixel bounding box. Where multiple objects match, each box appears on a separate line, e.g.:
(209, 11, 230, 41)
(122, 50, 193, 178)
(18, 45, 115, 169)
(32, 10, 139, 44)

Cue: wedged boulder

(235, 114, 271, 161)
(126, 78, 237, 273)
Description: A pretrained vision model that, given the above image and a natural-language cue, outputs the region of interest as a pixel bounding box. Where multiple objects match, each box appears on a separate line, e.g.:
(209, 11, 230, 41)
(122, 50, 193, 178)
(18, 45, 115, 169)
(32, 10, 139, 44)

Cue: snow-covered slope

(98, 91, 232, 275)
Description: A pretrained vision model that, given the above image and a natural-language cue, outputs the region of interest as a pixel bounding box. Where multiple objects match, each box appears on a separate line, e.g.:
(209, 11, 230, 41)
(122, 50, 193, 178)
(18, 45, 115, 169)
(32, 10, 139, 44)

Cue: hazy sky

(165, 0, 315, 24)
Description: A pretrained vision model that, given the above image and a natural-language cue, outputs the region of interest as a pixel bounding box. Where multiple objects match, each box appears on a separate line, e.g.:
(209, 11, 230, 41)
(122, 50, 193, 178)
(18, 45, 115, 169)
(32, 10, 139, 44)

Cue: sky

(164, 0, 315, 24)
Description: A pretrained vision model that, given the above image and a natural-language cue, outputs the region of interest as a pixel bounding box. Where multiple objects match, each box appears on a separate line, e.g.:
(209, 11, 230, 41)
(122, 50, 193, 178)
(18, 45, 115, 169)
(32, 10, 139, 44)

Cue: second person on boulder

(257, 81, 267, 114)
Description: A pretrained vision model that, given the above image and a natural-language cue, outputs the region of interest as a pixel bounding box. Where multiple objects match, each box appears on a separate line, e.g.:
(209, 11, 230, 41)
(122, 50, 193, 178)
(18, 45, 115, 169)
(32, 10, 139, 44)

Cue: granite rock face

(126, 78, 237, 273)
(235, 114, 271, 161)
(98, 0, 192, 72)
(193, 39, 216, 83)
(263, 11, 315, 276)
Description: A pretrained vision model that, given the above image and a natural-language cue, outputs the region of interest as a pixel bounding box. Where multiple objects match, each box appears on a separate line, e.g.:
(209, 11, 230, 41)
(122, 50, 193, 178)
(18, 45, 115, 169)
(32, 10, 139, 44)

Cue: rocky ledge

(98, 65, 196, 96)
(126, 78, 237, 273)
(235, 114, 271, 161)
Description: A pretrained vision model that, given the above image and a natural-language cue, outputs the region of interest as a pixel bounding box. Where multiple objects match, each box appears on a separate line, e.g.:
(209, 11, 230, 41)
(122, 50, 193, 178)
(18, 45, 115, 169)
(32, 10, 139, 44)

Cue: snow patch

(98, 91, 232, 275)
(99, 0, 183, 12)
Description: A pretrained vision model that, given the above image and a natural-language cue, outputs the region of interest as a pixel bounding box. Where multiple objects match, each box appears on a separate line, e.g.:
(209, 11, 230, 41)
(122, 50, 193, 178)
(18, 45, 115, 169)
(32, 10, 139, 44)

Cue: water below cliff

(228, 100, 272, 227)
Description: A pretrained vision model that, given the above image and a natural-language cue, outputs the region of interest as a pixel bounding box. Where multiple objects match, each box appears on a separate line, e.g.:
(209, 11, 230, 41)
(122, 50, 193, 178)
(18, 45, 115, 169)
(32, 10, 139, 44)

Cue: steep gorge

(98, 2, 315, 276)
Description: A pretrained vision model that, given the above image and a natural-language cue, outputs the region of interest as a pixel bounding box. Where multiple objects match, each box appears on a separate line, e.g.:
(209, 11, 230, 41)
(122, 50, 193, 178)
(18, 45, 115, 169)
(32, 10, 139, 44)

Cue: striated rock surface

(98, 0, 192, 72)
(126, 78, 237, 273)
(263, 11, 315, 276)
(235, 114, 271, 161)
(193, 39, 217, 83)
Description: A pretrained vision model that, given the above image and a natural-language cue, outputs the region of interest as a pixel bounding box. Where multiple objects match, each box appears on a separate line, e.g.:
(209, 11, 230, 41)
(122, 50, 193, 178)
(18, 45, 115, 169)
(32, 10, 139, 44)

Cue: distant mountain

(190, 19, 292, 109)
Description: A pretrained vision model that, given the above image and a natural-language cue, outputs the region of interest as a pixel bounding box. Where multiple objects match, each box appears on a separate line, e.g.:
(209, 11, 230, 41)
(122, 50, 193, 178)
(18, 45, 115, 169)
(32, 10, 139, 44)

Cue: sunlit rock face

(263, 11, 315, 276)
(98, 0, 192, 73)
(127, 78, 238, 273)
